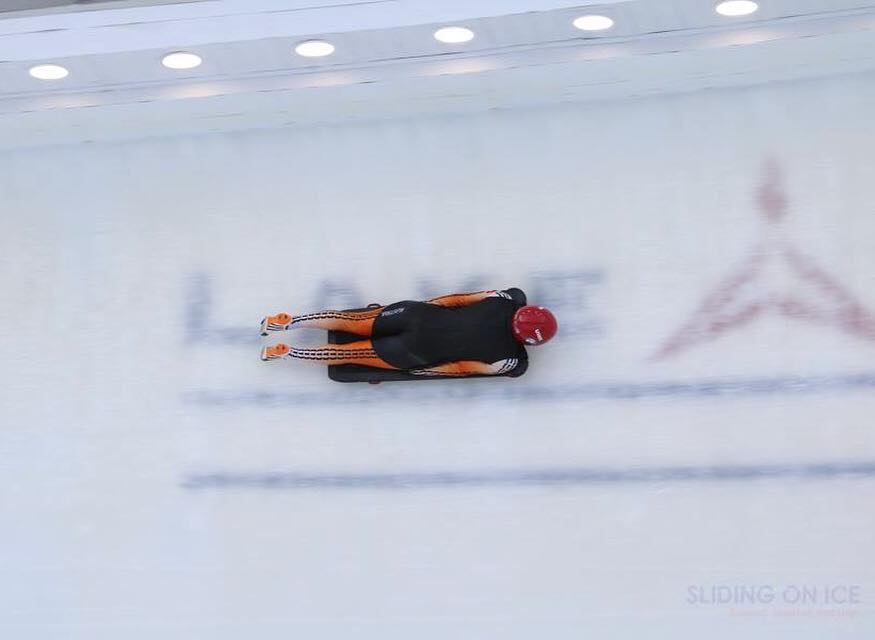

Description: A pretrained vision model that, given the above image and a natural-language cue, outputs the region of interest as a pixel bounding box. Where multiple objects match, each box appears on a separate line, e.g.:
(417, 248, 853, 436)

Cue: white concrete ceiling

(1, 0, 875, 150)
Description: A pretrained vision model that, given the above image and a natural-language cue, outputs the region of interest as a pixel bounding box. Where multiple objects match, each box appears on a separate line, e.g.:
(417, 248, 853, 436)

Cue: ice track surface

(2, 72, 875, 638)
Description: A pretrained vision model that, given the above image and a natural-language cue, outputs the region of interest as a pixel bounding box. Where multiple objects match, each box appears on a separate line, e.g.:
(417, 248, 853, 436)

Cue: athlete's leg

(261, 339, 398, 369)
(261, 307, 384, 336)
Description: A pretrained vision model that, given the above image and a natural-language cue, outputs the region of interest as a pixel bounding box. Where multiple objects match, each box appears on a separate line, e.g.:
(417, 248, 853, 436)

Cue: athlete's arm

(426, 290, 512, 307)
(410, 358, 519, 377)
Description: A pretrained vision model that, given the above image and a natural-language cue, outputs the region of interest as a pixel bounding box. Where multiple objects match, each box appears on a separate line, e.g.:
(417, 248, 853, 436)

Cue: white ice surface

(1, 71, 874, 637)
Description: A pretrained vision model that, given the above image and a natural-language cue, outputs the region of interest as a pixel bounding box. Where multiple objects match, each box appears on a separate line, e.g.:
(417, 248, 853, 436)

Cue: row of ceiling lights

(26, 1, 760, 81)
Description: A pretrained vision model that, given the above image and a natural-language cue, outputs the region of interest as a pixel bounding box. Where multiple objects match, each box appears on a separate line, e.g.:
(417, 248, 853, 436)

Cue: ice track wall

(2, 72, 875, 638)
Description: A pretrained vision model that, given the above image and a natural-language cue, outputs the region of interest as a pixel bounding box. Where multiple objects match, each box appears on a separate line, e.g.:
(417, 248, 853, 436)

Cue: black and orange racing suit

(278, 288, 528, 377)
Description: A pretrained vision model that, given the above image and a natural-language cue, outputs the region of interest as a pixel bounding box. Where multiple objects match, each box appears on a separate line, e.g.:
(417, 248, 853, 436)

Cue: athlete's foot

(260, 343, 291, 361)
(260, 312, 293, 336)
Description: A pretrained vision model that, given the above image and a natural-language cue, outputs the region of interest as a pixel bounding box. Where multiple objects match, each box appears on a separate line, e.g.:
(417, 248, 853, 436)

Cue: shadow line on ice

(182, 461, 875, 490)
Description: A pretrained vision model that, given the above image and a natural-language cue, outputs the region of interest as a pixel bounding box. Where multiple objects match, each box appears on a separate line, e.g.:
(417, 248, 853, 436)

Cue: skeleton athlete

(259, 288, 557, 377)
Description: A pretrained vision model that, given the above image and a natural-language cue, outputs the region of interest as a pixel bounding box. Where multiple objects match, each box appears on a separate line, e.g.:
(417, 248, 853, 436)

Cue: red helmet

(512, 306, 557, 345)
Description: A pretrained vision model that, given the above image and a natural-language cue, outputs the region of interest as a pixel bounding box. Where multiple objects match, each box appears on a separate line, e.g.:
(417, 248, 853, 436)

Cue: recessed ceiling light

(29, 64, 69, 80)
(715, 1, 759, 16)
(434, 26, 475, 44)
(295, 40, 335, 57)
(162, 52, 203, 70)
(573, 15, 614, 31)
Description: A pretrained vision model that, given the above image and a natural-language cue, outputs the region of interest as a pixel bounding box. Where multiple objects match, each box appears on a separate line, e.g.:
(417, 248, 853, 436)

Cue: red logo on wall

(655, 159, 875, 359)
